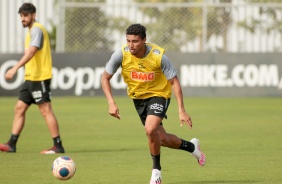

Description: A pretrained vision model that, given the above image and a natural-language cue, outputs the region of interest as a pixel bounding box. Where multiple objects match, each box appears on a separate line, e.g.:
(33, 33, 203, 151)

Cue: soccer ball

(52, 156, 76, 180)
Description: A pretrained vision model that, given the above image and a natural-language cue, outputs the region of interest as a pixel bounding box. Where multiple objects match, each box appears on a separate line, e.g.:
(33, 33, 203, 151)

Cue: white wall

(0, 0, 54, 53)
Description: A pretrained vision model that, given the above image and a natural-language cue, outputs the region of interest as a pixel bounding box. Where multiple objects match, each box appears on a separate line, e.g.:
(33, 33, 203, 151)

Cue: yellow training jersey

(24, 22, 52, 81)
(121, 43, 171, 99)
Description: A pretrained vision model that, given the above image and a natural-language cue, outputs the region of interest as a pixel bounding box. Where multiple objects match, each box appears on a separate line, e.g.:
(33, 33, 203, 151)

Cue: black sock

(178, 139, 195, 153)
(53, 136, 63, 148)
(151, 154, 161, 170)
(8, 134, 19, 147)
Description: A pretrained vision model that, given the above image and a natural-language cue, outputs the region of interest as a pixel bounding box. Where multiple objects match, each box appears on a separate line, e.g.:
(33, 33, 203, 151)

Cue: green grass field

(0, 97, 281, 184)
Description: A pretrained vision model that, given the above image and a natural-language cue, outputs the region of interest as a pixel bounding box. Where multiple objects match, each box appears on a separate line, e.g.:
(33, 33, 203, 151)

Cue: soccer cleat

(150, 169, 162, 184)
(190, 138, 206, 166)
(0, 143, 16, 153)
(40, 146, 65, 154)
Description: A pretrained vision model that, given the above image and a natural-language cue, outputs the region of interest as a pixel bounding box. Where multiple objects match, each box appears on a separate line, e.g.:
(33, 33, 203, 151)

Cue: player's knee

(14, 103, 27, 115)
(39, 107, 52, 117)
(145, 128, 158, 140)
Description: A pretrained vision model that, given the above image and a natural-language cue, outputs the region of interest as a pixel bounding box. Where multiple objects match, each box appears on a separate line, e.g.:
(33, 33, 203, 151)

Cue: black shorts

(19, 79, 52, 105)
(133, 97, 170, 126)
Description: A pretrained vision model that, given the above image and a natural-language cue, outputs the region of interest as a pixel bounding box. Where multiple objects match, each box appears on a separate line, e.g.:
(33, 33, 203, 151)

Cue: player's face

(20, 13, 35, 28)
(126, 35, 146, 58)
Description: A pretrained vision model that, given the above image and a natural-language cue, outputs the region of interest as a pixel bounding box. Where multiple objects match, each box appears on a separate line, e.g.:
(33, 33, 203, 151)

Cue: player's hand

(108, 102, 121, 120)
(5, 68, 17, 80)
(179, 111, 192, 129)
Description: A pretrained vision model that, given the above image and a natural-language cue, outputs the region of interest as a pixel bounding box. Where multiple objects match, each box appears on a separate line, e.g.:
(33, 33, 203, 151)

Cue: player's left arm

(162, 54, 192, 128)
(169, 76, 192, 128)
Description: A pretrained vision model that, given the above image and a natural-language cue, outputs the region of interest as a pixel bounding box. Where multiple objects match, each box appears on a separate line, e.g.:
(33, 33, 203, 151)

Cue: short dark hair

(18, 3, 36, 14)
(126, 24, 146, 39)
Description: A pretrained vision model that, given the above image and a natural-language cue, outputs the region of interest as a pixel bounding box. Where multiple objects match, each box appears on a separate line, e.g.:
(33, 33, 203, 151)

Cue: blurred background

(0, 0, 282, 97)
(2, 0, 282, 53)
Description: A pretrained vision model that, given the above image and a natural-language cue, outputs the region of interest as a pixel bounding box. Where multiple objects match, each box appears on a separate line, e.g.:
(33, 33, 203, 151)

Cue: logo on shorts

(150, 103, 163, 114)
(35, 98, 42, 102)
(32, 90, 42, 102)
(154, 110, 162, 113)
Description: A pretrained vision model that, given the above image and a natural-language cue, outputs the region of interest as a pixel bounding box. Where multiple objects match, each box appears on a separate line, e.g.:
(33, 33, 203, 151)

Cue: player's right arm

(5, 26, 42, 80)
(5, 46, 37, 80)
(101, 49, 123, 120)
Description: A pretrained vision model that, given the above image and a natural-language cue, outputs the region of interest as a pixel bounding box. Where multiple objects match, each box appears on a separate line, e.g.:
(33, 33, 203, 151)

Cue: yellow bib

(121, 43, 171, 99)
(24, 22, 52, 81)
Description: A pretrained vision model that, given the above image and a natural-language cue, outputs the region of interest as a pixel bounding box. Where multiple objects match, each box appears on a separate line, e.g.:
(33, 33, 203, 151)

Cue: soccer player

(101, 23, 206, 184)
(0, 3, 65, 154)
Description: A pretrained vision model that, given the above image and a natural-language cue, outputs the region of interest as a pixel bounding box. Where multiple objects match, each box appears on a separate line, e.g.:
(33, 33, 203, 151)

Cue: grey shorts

(133, 97, 170, 126)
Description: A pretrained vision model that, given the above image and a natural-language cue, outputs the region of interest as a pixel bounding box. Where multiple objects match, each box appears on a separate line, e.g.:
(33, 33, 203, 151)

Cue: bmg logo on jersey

(131, 71, 155, 81)
(150, 103, 163, 113)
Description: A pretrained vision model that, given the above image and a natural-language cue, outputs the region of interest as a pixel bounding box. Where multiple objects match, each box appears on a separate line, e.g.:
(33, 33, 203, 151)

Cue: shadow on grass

(69, 148, 145, 153)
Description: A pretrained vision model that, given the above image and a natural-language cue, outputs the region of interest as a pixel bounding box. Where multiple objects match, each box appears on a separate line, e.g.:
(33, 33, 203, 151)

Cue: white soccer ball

(52, 156, 76, 180)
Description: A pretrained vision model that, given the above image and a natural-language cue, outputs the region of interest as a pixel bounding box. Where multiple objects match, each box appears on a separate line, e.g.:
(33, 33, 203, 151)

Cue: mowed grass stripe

(0, 97, 281, 183)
